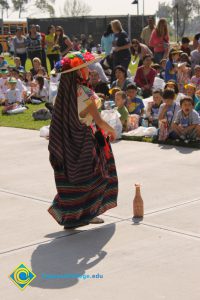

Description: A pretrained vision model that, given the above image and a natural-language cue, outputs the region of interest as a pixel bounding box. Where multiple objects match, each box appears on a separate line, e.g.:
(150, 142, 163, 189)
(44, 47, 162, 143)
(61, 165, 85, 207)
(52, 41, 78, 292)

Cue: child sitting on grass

(115, 91, 129, 132)
(0, 69, 8, 104)
(2, 77, 22, 114)
(14, 57, 24, 72)
(5, 77, 21, 105)
(26, 76, 49, 104)
(185, 83, 199, 106)
(172, 97, 200, 142)
(158, 89, 180, 141)
(191, 65, 200, 91)
(126, 83, 144, 116)
(0, 54, 8, 69)
(147, 89, 163, 128)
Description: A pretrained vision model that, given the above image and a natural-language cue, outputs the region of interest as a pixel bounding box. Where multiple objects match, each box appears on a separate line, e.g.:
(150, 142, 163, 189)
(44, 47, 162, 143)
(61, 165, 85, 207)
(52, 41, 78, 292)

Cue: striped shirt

(26, 33, 42, 52)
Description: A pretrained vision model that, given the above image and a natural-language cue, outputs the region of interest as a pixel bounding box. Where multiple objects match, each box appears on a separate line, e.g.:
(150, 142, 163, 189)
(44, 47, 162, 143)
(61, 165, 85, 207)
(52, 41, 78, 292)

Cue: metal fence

(27, 15, 153, 43)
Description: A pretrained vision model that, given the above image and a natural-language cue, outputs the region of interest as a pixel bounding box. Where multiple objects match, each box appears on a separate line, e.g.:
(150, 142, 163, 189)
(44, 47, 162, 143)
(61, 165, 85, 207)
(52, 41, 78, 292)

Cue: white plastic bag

(123, 126, 158, 137)
(40, 125, 50, 139)
(101, 109, 122, 139)
(49, 82, 59, 104)
(6, 106, 27, 115)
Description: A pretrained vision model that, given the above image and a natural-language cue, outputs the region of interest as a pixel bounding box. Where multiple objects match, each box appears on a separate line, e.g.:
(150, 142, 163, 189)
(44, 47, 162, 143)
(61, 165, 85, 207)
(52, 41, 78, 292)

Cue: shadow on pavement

(158, 144, 199, 154)
(30, 223, 116, 289)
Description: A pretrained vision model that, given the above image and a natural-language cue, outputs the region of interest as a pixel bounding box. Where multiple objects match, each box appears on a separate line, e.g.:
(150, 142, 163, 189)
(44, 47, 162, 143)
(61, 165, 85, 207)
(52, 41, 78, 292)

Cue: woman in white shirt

(13, 28, 27, 67)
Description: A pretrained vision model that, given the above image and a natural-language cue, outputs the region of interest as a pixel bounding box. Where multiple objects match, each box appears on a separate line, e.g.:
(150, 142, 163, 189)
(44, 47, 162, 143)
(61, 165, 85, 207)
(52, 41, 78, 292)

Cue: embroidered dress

(48, 73, 118, 228)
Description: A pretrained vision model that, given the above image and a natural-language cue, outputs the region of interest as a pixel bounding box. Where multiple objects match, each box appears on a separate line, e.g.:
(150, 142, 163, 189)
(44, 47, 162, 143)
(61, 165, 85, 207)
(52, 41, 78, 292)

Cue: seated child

(172, 97, 200, 142)
(126, 83, 144, 116)
(0, 69, 8, 104)
(191, 65, 200, 91)
(180, 37, 191, 56)
(177, 62, 191, 93)
(11, 68, 27, 100)
(104, 87, 121, 109)
(160, 59, 167, 80)
(158, 89, 180, 141)
(185, 83, 199, 106)
(194, 92, 200, 115)
(115, 91, 129, 132)
(4, 77, 21, 107)
(14, 57, 24, 72)
(27, 76, 49, 103)
(0, 55, 8, 69)
(147, 89, 163, 128)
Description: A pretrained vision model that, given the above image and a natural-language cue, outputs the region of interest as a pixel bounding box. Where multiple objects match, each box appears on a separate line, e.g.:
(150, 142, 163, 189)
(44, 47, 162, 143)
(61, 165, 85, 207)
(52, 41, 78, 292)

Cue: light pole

(174, 3, 179, 42)
(142, 0, 145, 29)
(132, 0, 139, 15)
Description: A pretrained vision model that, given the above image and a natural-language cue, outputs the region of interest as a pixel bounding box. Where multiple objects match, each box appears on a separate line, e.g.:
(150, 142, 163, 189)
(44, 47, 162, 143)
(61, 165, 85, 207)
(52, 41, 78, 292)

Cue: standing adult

(140, 16, 155, 47)
(149, 18, 170, 64)
(134, 54, 157, 98)
(131, 39, 153, 66)
(36, 25, 47, 70)
(111, 20, 131, 74)
(101, 23, 114, 56)
(46, 25, 60, 70)
(80, 34, 88, 50)
(87, 35, 95, 52)
(26, 24, 42, 63)
(13, 27, 27, 67)
(55, 26, 73, 58)
(48, 52, 118, 229)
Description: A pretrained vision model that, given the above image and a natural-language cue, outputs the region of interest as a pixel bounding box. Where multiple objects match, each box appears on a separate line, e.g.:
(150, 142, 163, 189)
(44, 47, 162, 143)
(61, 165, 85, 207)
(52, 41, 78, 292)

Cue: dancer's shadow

(30, 223, 116, 289)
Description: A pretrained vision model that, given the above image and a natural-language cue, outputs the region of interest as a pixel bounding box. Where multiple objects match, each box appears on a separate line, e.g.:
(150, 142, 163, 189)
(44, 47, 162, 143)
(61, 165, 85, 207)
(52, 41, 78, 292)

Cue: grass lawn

(0, 103, 51, 130)
(5, 55, 51, 74)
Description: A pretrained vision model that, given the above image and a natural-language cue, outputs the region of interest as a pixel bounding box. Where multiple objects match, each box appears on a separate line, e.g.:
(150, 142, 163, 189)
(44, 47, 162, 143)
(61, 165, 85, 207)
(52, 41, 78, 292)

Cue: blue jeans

(154, 52, 165, 64)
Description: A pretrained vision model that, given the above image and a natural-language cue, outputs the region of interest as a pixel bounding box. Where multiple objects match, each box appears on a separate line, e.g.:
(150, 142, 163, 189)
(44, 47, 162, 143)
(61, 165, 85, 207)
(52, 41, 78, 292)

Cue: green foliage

(11, 0, 55, 17)
(35, 0, 55, 17)
(157, 0, 200, 37)
(63, 0, 91, 17)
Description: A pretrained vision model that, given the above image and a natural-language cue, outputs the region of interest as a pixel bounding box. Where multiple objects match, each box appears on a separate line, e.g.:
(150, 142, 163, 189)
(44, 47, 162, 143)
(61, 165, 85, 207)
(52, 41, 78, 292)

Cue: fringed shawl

(48, 72, 97, 184)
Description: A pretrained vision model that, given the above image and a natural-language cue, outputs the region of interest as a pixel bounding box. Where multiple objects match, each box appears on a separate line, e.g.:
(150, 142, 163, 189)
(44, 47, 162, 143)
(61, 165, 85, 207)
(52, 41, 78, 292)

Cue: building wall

(27, 15, 153, 43)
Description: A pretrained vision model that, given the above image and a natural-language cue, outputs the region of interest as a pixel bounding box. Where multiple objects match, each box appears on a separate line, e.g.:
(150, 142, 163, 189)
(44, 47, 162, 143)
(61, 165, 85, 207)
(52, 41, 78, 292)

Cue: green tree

(12, 0, 29, 18)
(12, 0, 55, 18)
(35, 0, 55, 17)
(173, 0, 200, 37)
(62, 0, 91, 17)
(0, 0, 9, 18)
(157, 2, 172, 20)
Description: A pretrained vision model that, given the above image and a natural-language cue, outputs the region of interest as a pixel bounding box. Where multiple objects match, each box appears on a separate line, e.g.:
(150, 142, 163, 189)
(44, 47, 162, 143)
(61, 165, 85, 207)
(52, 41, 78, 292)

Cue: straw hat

(170, 49, 183, 55)
(51, 51, 101, 75)
(184, 83, 196, 90)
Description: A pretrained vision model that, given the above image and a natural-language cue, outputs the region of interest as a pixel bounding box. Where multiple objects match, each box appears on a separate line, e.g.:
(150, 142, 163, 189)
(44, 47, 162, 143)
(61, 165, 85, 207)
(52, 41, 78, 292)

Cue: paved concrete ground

(0, 127, 200, 300)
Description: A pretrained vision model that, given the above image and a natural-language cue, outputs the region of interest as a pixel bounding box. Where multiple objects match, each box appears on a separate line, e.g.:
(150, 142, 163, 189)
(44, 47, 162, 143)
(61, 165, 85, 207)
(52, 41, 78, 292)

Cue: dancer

(48, 52, 118, 229)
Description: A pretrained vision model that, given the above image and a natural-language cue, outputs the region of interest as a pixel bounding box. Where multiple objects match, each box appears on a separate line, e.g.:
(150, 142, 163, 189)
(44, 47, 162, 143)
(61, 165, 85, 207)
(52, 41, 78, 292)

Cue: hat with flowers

(51, 50, 101, 75)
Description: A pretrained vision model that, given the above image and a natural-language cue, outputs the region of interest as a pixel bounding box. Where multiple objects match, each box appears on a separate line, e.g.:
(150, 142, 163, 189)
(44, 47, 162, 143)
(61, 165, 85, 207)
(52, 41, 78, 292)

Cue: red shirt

(40, 32, 46, 49)
(149, 29, 169, 53)
(134, 66, 157, 89)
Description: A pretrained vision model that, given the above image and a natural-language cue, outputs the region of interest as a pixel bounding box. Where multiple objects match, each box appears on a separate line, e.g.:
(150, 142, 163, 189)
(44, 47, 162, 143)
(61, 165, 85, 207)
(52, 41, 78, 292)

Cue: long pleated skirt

(48, 153, 118, 228)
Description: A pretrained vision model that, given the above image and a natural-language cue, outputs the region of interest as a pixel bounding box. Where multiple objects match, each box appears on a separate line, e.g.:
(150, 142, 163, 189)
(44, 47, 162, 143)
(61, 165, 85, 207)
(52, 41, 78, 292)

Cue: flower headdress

(52, 51, 101, 75)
